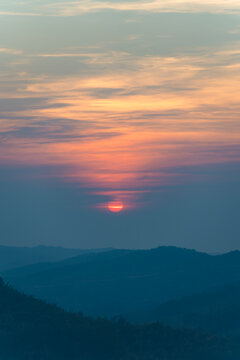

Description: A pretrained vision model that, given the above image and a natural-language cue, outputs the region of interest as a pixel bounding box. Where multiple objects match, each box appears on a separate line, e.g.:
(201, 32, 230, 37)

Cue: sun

(108, 200, 124, 213)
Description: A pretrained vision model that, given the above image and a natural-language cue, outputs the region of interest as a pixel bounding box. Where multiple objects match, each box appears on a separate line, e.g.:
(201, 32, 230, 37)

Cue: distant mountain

(4, 246, 240, 317)
(0, 245, 113, 271)
(125, 282, 240, 336)
(0, 277, 237, 360)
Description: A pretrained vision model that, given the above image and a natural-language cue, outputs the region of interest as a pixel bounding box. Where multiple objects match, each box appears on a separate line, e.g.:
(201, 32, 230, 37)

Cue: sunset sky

(0, 0, 240, 251)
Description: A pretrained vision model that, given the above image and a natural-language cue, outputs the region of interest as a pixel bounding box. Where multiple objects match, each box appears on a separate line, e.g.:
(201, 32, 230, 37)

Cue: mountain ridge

(125, 281, 240, 336)
(0, 244, 114, 271)
(4, 246, 240, 316)
(0, 277, 237, 360)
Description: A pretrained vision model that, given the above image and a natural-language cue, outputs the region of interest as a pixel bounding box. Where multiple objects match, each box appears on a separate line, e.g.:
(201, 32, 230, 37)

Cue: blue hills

(3, 246, 240, 318)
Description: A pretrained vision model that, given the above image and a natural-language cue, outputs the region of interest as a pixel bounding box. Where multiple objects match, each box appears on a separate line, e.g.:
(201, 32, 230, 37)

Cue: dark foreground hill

(0, 277, 238, 360)
(125, 282, 240, 336)
(4, 247, 240, 316)
(0, 245, 112, 271)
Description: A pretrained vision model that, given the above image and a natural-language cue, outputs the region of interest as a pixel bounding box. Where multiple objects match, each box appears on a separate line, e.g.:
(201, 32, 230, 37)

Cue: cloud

(0, 48, 22, 55)
(2, 0, 240, 16)
(1, 36, 240, 208)
(49, 0, 240, 16)
(0, 11, 41, 16)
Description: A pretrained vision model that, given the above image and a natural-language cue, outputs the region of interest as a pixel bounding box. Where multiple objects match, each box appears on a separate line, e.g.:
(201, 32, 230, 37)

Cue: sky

(0, 0, 240, 252)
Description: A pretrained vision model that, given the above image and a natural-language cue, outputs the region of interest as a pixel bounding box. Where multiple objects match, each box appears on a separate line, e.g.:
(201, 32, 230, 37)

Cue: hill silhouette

(0, 245, 113, 271)
(0, 277, 238, 360)
(125, 282, 240, 336)
(3, 246, 240, 316)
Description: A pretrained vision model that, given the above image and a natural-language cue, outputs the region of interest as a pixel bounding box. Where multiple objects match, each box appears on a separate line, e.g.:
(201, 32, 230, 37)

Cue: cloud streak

(2, 0, 240, 16)
(1, 3, 240, 209)
(49, 0, 240, 16)
(1, 45, 240, 208)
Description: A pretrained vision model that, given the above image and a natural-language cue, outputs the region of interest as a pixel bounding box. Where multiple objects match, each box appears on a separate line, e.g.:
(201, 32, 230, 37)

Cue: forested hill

(0, 278, 238, 360)
(4, 246, 240, 316)
(125, 282, 240, 336)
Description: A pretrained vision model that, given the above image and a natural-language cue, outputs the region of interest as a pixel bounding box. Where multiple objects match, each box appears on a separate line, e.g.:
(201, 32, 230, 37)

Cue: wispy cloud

(2, 0, 240, 16)
(0, 48, 22, 55)
(1, 43, 240, 208)
(0, 11, 41, 16)
(1, 0, 240, 209)
(47, 0, 240, 16)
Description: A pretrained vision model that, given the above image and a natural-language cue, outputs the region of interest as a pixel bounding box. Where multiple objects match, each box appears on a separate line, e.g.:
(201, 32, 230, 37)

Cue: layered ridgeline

(125, 282, 240, 336)
(3, 247, 240, 317)
(0, 245, 113, 271)
(0, 278, 238, 360)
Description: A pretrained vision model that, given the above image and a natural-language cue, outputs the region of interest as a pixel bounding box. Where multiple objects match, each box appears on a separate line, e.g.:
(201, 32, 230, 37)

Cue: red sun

(108, 201, 124, 213)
